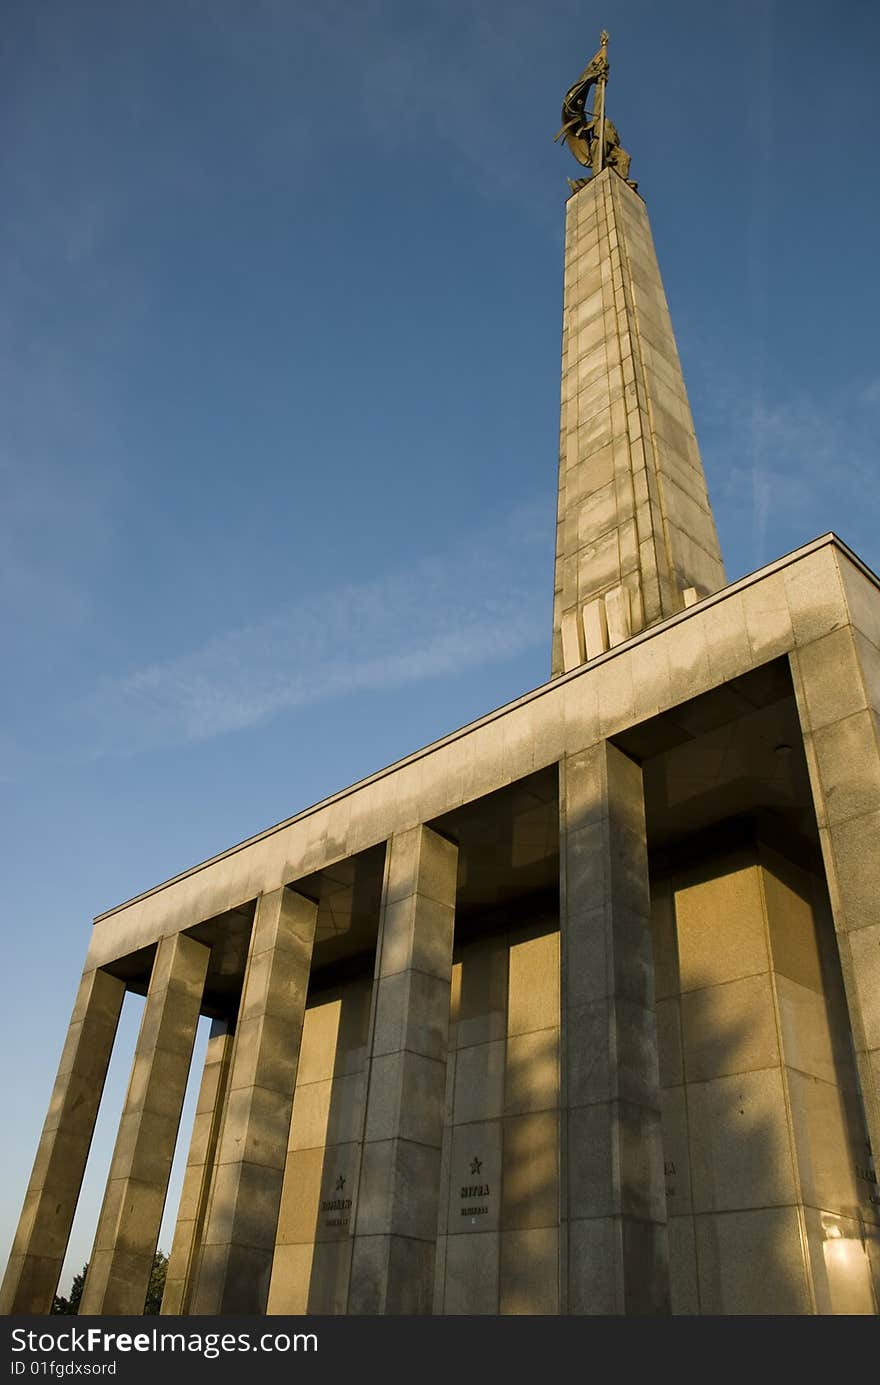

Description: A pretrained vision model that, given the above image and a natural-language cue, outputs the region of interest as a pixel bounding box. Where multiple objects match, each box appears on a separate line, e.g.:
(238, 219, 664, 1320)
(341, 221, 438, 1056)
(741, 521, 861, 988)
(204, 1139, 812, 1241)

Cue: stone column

(651, 838, 878, 1315)
(160, 1019, 233, 1315)
(190, 888, 318, 1314)
(791, 621, 880, 1218)
(348, 825, 458, 1314)
(0, 969, 125, 1315)
(79, 933, 209, 1315)
(559, 740, 669, 1314)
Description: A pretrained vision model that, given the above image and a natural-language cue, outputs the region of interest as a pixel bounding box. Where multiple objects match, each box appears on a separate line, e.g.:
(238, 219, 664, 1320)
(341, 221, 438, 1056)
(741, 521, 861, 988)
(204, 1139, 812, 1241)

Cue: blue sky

(2, 0, 878, 1296)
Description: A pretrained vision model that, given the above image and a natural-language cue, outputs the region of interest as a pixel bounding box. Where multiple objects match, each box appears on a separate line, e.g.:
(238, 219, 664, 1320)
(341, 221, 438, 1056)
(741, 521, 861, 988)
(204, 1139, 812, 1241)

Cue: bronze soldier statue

(555, 31, 633, 191)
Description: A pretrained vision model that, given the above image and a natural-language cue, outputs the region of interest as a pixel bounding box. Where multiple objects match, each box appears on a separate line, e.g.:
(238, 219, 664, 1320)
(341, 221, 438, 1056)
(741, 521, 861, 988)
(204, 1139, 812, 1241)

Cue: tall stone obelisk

(552, 37, 725, 676)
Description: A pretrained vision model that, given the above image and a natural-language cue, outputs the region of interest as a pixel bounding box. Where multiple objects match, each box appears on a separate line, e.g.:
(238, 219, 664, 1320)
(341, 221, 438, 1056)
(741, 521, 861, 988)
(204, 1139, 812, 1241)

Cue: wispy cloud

(693, 359, 880, 574)
(85, 500, 552, 756)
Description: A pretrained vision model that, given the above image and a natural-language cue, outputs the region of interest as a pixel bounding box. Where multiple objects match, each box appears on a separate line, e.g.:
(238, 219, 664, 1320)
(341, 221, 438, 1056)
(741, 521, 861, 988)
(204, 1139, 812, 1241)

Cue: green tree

(51, 1251, 167, 1315)
(144, 1249, 168, 1315)
(51, 1264, 86, 1315)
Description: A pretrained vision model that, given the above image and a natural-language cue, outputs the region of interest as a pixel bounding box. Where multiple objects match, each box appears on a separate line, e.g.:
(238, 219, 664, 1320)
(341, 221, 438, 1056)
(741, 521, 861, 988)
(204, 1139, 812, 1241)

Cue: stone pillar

(436, 920, 561, 1315)
(190, 888, 318, 1314)
(160, 1019, 233, 1315)
(0, 969, 125, 1314)
(559, 740, 669, 1313)
(79, 933, 209, 1315)
(791, 619, 880, 1292)
(348, 825, 458, 1314)
(267, 977, 373, 1315)
(552, 169, 725, 675)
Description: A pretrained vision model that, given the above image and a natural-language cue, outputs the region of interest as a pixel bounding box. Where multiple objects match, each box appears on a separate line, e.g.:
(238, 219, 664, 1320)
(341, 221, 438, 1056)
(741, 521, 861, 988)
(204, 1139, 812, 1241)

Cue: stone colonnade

(3, 549, 879, 1319)
(0, 745, 671, 1316)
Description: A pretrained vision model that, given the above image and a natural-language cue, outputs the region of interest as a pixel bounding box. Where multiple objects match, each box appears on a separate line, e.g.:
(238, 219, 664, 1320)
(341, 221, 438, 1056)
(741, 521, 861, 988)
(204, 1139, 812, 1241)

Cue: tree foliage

(51, 1265, 87, 1315)
(144, 1249, 168, 1315)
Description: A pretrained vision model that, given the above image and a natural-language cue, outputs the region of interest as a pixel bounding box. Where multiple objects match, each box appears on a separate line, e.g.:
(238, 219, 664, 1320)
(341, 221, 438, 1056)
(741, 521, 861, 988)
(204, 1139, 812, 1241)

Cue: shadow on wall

(438, 919, 561, 1316)
(653, 849, 879, 1316)
(267, 977, 370, 1314)
(163, 843, 879, 1317)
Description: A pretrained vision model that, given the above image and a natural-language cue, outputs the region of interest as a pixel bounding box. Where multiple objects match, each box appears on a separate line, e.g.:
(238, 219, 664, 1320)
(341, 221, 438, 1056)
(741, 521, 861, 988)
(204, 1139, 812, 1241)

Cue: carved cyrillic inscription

(460, 1157, 491, 1219)
(322, 1173, 351, 1228)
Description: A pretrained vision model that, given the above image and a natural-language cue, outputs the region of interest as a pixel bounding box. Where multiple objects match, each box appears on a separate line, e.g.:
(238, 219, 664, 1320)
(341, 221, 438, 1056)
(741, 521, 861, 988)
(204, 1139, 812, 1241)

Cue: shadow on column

(652, 838, 879, 1315)
(267, 844, 386, 1314)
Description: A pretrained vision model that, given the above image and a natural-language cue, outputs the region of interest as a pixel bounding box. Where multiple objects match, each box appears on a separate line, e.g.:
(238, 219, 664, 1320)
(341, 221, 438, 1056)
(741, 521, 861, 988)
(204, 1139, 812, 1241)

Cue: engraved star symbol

(470, 1157, 482, 1175)
(335, 1174, 346, 1192)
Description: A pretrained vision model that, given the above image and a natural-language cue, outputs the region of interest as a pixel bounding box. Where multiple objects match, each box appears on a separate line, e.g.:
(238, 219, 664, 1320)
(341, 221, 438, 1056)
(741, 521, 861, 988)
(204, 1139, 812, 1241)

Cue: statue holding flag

(555, 31, 633, 190)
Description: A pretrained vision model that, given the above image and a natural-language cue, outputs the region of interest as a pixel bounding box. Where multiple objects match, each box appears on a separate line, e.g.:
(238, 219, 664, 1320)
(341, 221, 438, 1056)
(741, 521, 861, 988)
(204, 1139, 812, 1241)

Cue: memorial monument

(2, 35, 878, 1316)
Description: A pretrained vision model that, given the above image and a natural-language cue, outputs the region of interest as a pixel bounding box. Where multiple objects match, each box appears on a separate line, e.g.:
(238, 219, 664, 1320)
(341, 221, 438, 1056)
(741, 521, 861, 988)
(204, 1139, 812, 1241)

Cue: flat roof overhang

(84, 534, 880, 973)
